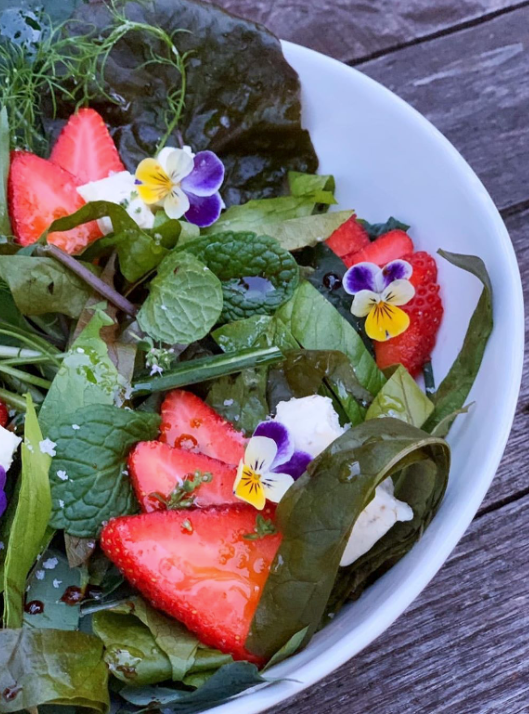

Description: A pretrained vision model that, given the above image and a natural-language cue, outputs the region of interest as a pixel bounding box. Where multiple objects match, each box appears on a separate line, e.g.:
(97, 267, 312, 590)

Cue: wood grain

(212, 0, 525, 63)
(272, 492, 529, 714)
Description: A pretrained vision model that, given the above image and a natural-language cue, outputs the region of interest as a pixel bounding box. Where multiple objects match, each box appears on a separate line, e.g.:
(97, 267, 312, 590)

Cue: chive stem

(0, 387, 27, 412)
(0, 346, 43, 359)
(0, 364, 52, 390)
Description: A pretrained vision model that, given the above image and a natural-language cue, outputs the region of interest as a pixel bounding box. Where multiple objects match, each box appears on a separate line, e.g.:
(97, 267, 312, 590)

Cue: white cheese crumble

(0, 425, 22, 471)
(77, 171, 155, 234)
(35, 570, 45, 581)
(53, 579, 63, 589)
(39, 438, 57, 457)
(274, 395, 345, 458)
(57, 470, 69, 481)
(43, 557, 59, 570)
(340, 478, 414, 566)
(72, 424, 80, 431)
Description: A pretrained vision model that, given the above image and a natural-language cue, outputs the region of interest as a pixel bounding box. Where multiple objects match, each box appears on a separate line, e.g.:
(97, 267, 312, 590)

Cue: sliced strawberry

(326, 216, 370, 259)
(344, 229, 414, 268)
(375, 251, 443, 376)
(129, 441, 239, 512)
(0, 401, 8, 428)
(50, 108, 124, 184)
(8, 151, 102, 254)
(100, 505, 281, 663)
(160, 390, 246, 466)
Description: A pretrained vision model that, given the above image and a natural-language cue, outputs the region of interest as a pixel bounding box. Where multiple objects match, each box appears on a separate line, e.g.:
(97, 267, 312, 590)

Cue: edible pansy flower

(135, 146, 224, 227)
(233, 421, 312, 510)
(343, 260, 415, 342)
(0, 466, 7, 518)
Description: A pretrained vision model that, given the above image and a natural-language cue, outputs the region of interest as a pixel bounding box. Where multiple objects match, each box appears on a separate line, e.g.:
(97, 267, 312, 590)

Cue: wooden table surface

(211, 2, 529, 711)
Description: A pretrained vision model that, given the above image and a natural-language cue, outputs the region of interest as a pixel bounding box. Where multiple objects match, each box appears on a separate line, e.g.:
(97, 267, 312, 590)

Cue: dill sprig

(0, 0, 188, 154)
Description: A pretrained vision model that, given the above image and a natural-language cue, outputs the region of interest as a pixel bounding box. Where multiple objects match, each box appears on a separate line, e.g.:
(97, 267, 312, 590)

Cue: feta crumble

(43, 557, 59, 570)
(56, 470, 69, 481)
(72, 424, 81, 430)
(35, 570, 45, 581)
(53, 579, 63, 589)
(39, 438, 57, 457)
(274, 395, 345, 458)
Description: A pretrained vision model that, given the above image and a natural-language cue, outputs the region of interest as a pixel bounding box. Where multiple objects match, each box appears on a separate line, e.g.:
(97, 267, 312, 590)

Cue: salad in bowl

(0, 0, 493, 712)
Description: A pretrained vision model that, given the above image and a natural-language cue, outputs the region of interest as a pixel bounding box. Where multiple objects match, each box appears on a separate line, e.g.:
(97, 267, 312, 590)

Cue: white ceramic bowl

(213, 41, 524, 714)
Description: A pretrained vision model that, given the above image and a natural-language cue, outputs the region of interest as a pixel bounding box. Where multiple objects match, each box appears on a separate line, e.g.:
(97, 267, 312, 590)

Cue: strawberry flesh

(344, 229, 414, 268)
(0, 401, 8, 428)
(129, 440, 239, 512)
(160, 390, 246, 466)
(326, 216, 370, 258)
(100, 505, 281, 663)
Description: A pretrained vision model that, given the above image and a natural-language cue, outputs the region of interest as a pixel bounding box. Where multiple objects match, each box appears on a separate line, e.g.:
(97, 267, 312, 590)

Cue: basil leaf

(0, 628, 109, 713)
(277, 281, 385, 395)
(39, 309, 127, 437)
(48, 405, 160, 537)
(0, 256, 95, 318)
(213, 314, 299, 353)
(138, 252, 223, 344)
(3, 395, 52, 628)
(358, 216, 410, 240)
(0, 106, 11, 235)
(207, 368, 268, 436)
(424, 251, 493, 434)
(247, 418, 450, 659)
(177, 231, 299, 322)
(366, 365, 434, 428)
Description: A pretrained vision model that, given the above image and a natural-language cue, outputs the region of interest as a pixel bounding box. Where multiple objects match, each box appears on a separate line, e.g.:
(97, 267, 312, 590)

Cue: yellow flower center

(234, 465, 266, 510)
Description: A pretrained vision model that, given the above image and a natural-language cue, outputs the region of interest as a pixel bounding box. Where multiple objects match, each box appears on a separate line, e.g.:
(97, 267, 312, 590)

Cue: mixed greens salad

(0, 1, 494, 712)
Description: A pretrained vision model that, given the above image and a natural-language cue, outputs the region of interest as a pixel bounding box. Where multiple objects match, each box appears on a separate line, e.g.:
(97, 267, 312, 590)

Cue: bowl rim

(209, 39, 525, 714)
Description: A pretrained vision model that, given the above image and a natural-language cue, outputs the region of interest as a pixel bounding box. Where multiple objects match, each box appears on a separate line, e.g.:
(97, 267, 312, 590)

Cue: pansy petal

(135, 158, 172, 204)
(0, 490, 6, 518)
(274, 450, 312, 480)
(181, 151, 225, 197)
(350, 289, 380, 318)
(165, 148, 195, 184)
(244, 435, 277, 474)
(378, 260, 413, 290)
(164, 185, 191, 219)
(343, 262, 379, 295)
(0, 465, 5, 490)
(365, 302, 410, 342)
(261, 472, 294, 503)
(254, 421, 294, 468)
(381, 279, 415, 306)
(233, 462, 267, 510)
(185, 191, 223, 228)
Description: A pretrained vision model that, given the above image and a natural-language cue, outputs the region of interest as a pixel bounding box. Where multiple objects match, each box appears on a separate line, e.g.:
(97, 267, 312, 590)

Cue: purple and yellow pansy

(343, 259, 415, 342)
(0, 466, 7, 518)
(233, 421, 312, 510)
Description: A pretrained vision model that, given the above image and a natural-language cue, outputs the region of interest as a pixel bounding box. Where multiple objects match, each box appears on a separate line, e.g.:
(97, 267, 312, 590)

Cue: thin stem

(1, 354, 64, 367)
(40, 245, 137, 317)
(0, 346, 43, 359)
(0, 364, 52, 390)
(0, 387, 27, 412)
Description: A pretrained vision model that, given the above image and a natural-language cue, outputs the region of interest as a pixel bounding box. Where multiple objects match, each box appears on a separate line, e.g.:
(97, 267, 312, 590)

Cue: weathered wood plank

(272, 492, 529, 714)
(359, 7, 529, 213)
(212, 0, 523, 63)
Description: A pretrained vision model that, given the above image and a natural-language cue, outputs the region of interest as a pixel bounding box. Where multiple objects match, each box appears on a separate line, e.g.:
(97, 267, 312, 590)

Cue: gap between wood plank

(347, 0, 529, 66)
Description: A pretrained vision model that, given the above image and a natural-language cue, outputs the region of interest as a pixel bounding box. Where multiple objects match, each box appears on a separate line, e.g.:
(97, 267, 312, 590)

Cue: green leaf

(277, 281, 385, 395)
(207, 368, 268, 436)
(213, 314, 299, 353)
(0, 628, 109, 713)
(137, 251, 223, 344)
(39, 309, 126, 437)
(431, 403, 473, 438)
(366, 365, 434, 428)
(48, 405, 160, 537)
(424, 251, 493, 434)
(176, 231, 299, 322)
(0, 106, 11, 235)
(263, 626, 309, 671)
(0, 256, 95, 318)
(358, 216, 410, 240)
(288, 171, 335, 201)
(23, 549, 82, 631)
(247, 418, 450, 660)
(3, 395, 52, 628)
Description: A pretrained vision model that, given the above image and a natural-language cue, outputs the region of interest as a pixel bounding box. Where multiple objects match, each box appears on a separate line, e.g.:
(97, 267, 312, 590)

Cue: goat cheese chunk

(77, 171, 155, 234)
(0, 425, 22, 472)
(340, 478, 414, 566)
(274, 394, 345, 458)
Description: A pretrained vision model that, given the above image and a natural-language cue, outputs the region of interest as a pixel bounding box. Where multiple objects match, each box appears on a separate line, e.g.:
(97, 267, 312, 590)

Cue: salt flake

(39, 438, 57, 457)
(43, 557, 59, 570)
(53, 579, 63, 589)
(57, 470, 68, 481)
(72, 424, 80, 431)
(35, 570, 45, 580)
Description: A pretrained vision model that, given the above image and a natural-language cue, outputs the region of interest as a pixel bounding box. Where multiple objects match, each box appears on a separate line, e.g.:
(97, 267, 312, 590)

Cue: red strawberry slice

(0, 401, 8, 428)
(100, 505, 281, 663)
(326, 216, 370, 258)
(129, 441, 239, 512)
(8, 151, 102, 254)
(344, 229, 414, 268)
(375, 251, 444, 376)
(160, 390, 246, 466)
(50, 108, 125, 184)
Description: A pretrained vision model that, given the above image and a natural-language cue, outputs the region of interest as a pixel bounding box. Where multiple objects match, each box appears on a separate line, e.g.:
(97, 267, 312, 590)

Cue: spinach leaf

(0, 106, 11, 235)
(358, 216, 410, 240)
(424, 251, 493, 433)
(176, 231, 299, 322)
(0, 277, 33, 340)
(247, 418, 450, 659)
(207, 368, 268, 436)
(0, 628, 109, 713)
(0, 256, 95, 318)
(23, 549, 82, 631)
(137, 251, 223, 344)
(62, 0, 318, 205)
(48, 405, 160, 537)
(366, 365, 434, 428)
(277, 281, 385, 395)
(263, 627, 309, 671)
(3, 395, 52, 628)
(431, 403, 473, 438)
(39, 309, 127, 436)
(213, 314, 299, 353)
